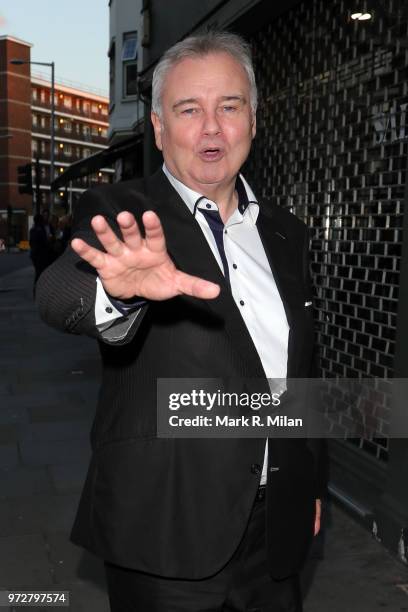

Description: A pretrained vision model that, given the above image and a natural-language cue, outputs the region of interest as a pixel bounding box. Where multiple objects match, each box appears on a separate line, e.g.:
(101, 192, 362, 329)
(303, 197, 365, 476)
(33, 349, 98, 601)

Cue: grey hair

(151, 30, 258, 118)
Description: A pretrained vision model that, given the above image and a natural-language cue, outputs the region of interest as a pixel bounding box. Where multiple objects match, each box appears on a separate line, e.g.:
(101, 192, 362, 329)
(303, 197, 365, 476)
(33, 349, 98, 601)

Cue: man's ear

(151, 111, 163, 151)
(251, 112, 256, 139)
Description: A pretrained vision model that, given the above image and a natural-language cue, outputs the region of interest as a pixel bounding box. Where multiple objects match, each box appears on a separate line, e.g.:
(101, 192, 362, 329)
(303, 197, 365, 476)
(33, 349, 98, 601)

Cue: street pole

(50, 61, 55, 214)
(69, 181, 73, 215)
(35, 157, 41, 216)
(6, 206, 12, 253)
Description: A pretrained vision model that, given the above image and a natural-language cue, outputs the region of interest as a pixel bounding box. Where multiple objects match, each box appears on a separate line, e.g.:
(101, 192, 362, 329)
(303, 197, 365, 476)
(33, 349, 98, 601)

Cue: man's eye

(221, 105, 237, 113)
(181, 108, 199, 115)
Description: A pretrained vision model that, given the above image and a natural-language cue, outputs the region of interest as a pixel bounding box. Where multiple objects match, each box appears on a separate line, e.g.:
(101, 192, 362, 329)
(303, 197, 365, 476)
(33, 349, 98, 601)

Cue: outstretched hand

(71, 210, 220, 301)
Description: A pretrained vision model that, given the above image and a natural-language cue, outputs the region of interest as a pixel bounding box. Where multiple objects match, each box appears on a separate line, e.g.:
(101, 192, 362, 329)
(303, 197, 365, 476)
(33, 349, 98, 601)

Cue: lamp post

(10, 58, 55, 211)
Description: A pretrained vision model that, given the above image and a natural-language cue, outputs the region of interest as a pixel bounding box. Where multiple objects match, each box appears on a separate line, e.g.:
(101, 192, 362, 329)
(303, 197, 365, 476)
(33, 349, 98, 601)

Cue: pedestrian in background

(29, 213, 53, 288)
(54, 214, 73, 257)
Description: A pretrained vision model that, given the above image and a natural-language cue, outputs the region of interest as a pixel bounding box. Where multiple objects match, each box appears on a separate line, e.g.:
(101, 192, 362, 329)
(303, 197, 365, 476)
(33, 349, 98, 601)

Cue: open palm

(71, 210, 220, 301)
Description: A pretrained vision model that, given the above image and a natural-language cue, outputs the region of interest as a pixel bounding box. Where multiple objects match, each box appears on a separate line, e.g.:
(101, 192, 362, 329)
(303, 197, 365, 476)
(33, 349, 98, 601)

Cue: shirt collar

(162, 163, 259, 223)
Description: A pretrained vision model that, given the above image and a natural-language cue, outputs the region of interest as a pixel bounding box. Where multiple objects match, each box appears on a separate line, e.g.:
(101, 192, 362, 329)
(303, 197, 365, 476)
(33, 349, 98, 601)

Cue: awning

(51, 133, 143, 191)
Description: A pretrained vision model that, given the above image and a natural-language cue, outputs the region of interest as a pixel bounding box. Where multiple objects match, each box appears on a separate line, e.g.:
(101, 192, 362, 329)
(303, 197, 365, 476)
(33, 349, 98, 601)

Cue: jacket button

(251, 463, 261, 475)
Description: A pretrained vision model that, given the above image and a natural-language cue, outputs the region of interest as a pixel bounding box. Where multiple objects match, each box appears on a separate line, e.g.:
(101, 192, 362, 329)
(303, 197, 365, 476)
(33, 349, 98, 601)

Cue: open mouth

(199, 147, 224, 161)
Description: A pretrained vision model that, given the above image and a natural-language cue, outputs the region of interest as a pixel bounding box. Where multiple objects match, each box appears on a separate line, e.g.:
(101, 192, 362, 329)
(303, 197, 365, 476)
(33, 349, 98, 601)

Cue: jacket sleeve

(35, 186, 149, 344)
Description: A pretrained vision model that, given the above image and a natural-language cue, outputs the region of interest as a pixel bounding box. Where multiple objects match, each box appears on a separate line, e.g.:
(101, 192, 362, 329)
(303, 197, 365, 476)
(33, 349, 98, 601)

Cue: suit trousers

(104, 490, 302, 612)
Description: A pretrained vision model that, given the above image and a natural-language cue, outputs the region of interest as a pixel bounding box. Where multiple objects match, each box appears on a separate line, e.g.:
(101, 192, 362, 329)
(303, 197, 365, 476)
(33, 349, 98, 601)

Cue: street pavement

(0, 252, 31, 278)
(0, 256, 407, 611)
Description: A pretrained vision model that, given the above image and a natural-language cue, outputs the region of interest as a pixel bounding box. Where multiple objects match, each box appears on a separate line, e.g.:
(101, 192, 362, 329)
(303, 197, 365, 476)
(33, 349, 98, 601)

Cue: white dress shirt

(95, 165, 289, 484)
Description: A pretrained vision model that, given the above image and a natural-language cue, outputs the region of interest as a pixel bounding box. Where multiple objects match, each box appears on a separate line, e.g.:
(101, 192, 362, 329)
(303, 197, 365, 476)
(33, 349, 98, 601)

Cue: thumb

(174, 271, 220, 300)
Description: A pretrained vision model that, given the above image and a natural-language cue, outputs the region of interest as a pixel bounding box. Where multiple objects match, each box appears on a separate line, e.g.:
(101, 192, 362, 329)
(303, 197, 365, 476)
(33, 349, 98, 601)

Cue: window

(101, 106, 108, 116)
(32, 114, 38, 127)
(76, 99, 81, 111)
(122, 34, 137, 61)
(122, 32, 138, 98)
(83, 125, 91, 138)
(32, 140, 38, 154)
(40, 90, 46, 103)
(91, 103, 99, 114)
(65, 144, 72, 157)
(40, 141, 46, 154)
(63, 96, 72, 109)
(92, 126, 99, 136)
(83, 101, 90, 115)
(41, 116, 47, 129)
(32, 89, 38, 102)
(64, 121, 72, 133)
(124, 63, 138, 97)
(83, 148, 91, 158)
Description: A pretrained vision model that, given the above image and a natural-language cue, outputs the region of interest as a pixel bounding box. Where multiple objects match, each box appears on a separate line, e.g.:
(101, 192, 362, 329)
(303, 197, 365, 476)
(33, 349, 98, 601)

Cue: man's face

(151, 52, 256, 194)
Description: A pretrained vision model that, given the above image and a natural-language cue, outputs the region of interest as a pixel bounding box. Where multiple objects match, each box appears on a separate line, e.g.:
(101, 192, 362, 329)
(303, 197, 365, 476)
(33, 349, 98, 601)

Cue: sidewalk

(0, 261, 407, 611)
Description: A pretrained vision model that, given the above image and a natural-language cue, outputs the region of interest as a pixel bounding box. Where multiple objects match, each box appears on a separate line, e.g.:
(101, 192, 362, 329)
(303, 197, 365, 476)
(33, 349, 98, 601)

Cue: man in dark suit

(37, 31, 324, 612)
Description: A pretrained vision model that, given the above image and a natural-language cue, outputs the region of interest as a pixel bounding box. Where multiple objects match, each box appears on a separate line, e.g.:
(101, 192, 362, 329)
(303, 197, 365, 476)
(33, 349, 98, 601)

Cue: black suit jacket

(36, 168, 324, 580)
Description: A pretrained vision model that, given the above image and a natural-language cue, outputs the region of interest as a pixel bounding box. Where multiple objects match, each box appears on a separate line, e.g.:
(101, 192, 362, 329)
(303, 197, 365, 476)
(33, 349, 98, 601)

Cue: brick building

(0, 35, 112, 244)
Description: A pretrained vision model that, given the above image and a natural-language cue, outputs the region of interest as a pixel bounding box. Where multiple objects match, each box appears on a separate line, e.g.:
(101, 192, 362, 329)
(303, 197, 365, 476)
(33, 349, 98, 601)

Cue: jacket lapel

(256, 205, 300, 329)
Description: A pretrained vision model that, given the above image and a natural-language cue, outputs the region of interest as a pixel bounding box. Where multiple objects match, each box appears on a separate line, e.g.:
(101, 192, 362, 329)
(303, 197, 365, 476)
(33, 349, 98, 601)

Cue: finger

(174, 270, 220, 300)
(142, 211, 168, 254)
(71, 237, 106, 270)
(116, 211, 142, 250)
(90, 215, 125, 257)
(314, 500, 322, 536)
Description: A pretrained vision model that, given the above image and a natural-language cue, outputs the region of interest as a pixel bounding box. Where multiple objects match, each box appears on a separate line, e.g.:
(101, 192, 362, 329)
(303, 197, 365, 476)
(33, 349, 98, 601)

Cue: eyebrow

(172, 95, 246, 111)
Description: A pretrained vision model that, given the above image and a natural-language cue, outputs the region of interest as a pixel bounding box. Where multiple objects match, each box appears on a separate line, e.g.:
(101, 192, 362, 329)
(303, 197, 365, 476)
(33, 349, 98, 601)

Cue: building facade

(0, 35, 112, 244)
(53, 1, 145, 192)
(31, 75, 111, 213)
(108, 0, 144, 180)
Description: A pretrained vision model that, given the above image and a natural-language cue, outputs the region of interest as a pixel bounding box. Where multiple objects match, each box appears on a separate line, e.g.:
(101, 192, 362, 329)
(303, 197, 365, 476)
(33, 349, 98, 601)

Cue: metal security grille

(246, 0, 408, 461)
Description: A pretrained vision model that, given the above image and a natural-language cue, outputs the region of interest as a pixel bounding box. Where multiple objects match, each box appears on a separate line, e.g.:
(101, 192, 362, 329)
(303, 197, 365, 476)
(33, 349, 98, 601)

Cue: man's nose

(202, 110, 222, 135)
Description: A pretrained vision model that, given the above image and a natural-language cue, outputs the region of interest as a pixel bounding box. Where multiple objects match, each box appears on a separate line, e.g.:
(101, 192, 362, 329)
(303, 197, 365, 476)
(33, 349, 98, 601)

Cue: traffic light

(17, 163, 33, 195)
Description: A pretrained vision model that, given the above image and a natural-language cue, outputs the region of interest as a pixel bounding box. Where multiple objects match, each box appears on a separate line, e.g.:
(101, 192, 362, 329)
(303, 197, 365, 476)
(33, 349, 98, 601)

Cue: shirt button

(239, 300, 245, 306)
(206, 203, 211, 209)
(233, 263, 237, 270)
(105, 306, 113, 313)
(251, 463, 261, 475)
(224, 229, 228, 234)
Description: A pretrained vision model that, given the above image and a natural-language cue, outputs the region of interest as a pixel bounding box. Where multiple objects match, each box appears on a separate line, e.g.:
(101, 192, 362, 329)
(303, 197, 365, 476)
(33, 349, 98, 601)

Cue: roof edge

(0, 35, 33, 47)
